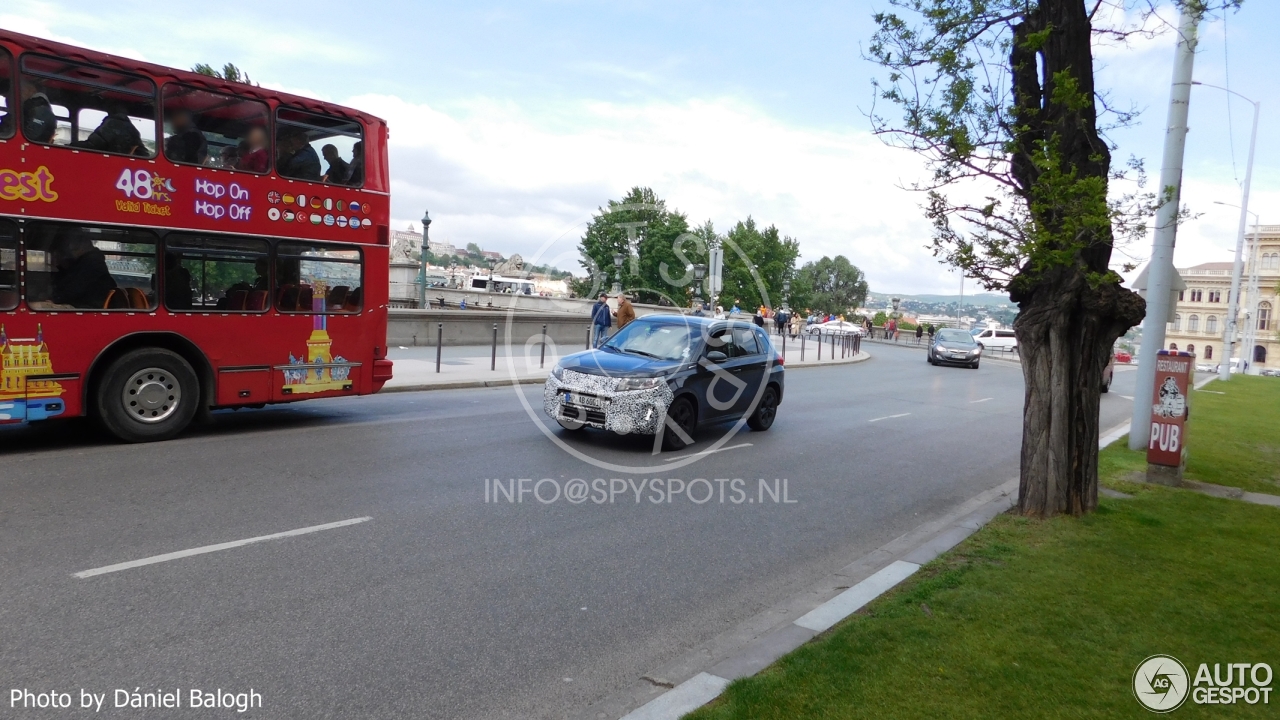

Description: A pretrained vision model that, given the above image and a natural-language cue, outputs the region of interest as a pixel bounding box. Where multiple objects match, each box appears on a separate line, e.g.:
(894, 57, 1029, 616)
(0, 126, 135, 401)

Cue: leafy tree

(795, 255, 869, 316)
(873, 310, 888, 327)
(868, 0, 1238, 517)
(192, 63, 254, 84)
(718, 218, 802, 312)
(577, 187, 694, 304)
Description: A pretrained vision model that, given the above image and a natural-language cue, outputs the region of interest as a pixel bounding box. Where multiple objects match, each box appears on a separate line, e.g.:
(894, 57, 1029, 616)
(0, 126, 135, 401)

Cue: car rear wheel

(95, 348, 199, 443)
(746, 385, 779, 431)
(661, 397, 697, 451)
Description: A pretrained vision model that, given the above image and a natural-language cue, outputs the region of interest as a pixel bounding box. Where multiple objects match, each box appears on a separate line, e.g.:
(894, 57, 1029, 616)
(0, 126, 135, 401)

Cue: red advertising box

(1147, 350, 1193, 467)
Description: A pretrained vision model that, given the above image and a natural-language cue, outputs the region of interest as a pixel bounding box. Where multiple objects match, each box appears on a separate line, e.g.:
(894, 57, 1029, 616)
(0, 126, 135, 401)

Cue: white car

(971, 326, 1017, 352)
(805, 320, 864, 336)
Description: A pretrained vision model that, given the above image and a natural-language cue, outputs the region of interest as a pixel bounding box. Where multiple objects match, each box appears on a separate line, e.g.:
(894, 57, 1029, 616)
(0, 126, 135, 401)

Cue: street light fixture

(692, 263, 707, 311)
(449, 258, 458, 288)
(612, 252, 625, 296)
(487, 258, 496, 293)
(782, 280, 791, 311)
(1195, 81, 1260, 381)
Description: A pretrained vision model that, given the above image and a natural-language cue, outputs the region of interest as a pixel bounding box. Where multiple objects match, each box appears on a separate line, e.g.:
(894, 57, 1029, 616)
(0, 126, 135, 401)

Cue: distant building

(1165, 227, 1279, 371)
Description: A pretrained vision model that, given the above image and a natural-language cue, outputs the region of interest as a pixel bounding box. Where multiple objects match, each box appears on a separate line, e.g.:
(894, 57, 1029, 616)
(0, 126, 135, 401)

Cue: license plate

(563, 392, 605, 409)
(951, 353, 967, 359)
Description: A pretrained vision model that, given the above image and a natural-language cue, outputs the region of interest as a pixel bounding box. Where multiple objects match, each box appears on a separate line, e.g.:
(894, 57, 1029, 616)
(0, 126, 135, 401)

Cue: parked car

(544, 316, 785, 450)
(1114, 350, 1133, 364)
(805, 320, 864, 336)
(927, 328, 983, 369)
(971, 326, 1018, 352)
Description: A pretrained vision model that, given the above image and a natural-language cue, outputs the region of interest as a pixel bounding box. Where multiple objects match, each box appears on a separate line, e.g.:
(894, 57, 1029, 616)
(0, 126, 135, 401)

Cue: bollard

(540, 324, 547, 369)
(830, 332, 835, 358)
(781, 331, 786, 360)
(491, 323, 498, 371)
(801, 333, 806, 362)
(435, 323, 443, 373)
(586, 326, 592, 350)
(817, 330, 822, 361)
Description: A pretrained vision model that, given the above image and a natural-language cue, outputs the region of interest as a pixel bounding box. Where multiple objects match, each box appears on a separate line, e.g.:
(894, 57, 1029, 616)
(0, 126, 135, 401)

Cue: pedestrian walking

(927, 323, 935, 342)
(591, 293, 613, 347)
(915, 324, 924, 344)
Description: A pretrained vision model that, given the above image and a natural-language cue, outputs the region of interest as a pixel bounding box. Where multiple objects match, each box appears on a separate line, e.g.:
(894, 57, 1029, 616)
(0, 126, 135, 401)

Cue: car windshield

(938, 329, 974, 344)
(603, 321, 697, 362)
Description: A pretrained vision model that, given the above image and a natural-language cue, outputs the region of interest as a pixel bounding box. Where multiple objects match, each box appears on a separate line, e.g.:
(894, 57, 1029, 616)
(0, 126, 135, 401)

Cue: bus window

(20, 54, 157, 157)
(24, 222, 158, 311)
(161, 84, 271, 172)
(0, 47, 12, 139)
(275, 107, 362, 187)
(0, 220, 17, 310)
(164, 234, 270, 312)
(275, 242, 362, 313)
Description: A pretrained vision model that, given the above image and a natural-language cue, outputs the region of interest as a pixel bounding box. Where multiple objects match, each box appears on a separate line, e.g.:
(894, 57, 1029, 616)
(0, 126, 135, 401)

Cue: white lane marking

(868, 413, 911, 423)
(794, 560, 921, 633)
(969, 397, 993, 404)
(619, 672, 729, 720)
(73, 517, 372, 579)
(663, 442, 753, 462)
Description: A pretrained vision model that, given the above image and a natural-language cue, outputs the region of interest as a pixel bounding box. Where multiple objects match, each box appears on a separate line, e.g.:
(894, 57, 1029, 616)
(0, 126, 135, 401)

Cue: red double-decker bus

(0, 29, 393, 442)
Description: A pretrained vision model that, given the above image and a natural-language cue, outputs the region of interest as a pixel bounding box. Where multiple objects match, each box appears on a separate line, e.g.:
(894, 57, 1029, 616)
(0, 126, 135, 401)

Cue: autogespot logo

(1133, 655, 1190, 713)
(498, 202, 780, 474)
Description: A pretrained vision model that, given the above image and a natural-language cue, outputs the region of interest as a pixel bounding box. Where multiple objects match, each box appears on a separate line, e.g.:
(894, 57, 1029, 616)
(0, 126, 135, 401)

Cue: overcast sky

(3, 0, 1276, 294)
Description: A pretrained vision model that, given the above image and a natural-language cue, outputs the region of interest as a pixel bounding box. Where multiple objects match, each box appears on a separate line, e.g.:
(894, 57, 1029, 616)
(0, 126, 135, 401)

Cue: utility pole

(1242, 224, 1262, 373)
(1198, 86, 1261, 383)
(1131, 7, 1201, 452)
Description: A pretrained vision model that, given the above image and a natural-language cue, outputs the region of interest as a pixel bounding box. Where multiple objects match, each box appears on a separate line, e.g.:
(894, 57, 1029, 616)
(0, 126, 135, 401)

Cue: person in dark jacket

(915, 324, 924, 343)
(277, 128, 321, 181)
(163, 253, 193, 310)
(321, 144, 351, 184)
(52, 235, 117, 308)
(19, 78, 57, 143)
(591, 294, 613, 347)
(346, 141, 364, 186)
(79, 104, 145, 156)
(164, 110, 208, 165)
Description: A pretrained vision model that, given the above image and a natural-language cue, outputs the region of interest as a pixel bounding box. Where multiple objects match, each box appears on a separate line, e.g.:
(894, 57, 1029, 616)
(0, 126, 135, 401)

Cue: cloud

(350, 93, 963, 291)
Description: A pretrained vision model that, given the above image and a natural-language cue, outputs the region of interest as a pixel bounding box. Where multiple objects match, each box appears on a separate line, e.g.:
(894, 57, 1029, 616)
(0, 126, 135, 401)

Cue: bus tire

(95, 348, 199, 443)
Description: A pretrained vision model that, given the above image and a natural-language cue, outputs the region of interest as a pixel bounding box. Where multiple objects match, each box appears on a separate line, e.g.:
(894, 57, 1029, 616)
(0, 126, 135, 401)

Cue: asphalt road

(0, 344, 1136, 719)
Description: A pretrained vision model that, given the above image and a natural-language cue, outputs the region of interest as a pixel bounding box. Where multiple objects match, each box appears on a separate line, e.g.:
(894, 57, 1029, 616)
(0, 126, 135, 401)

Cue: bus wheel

(96, 349, 199, 443)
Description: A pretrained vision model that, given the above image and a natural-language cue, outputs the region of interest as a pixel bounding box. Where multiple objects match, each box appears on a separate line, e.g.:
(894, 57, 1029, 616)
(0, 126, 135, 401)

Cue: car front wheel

(661, 397, 697, 451)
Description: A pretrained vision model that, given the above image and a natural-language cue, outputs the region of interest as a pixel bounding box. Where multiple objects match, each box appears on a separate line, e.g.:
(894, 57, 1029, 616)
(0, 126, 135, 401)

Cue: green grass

(687, 408, 1280, 719)
(1185, 376, 1280, 495)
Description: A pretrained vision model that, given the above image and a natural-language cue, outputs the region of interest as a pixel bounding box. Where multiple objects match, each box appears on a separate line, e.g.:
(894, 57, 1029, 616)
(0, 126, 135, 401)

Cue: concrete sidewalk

(380, 341, 870, 393)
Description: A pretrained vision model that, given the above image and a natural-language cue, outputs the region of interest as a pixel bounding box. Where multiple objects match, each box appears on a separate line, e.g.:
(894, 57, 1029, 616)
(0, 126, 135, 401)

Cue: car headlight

(551, 364, 567, 381)
(971, 347, 982, 355)
(615, 376, 664, 392)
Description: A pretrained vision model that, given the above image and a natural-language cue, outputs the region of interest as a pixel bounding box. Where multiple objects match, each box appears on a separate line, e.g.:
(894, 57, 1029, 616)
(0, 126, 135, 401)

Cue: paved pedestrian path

(381, 340, 869, 392)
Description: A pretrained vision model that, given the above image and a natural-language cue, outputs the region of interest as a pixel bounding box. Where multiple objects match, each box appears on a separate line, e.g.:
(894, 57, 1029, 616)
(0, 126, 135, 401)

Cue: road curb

(592, 477, 1018, 720)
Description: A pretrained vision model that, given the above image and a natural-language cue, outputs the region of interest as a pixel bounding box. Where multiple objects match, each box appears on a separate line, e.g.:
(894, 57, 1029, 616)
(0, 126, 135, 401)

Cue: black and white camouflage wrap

(543, 368, 674, 435)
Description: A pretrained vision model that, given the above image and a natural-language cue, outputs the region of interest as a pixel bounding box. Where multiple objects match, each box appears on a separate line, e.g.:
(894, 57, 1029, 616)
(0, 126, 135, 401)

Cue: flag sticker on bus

(0, 166, 59, 202)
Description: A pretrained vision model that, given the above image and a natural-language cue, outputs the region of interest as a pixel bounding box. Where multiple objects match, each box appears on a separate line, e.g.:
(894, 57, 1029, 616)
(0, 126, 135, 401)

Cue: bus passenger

(321, 144, 350, 185)
(346, 141, 364, 186)
(19, 77, 57, 143)
(163, 253, 193, 310)
(276, 127, 320, 181)
(52, 234, 117, 309)
(79, 104, 145, 156)
(164, 109, 208, 164)
(238, 126, 269, 173)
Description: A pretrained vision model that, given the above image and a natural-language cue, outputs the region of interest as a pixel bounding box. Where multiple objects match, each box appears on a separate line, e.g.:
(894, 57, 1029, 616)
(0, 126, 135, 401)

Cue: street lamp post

(612, 253, 625, 296)
(449, 259, 457, 289)
(1196, 82, 1260, 382)
(782, 280, 791, 311)
(692, 263, 707, 311)
(1214, 201, 1261, 378)
(487, 258, 496, 293)
(418, 210, 432, 308)
(1242, 224, 1264, 374)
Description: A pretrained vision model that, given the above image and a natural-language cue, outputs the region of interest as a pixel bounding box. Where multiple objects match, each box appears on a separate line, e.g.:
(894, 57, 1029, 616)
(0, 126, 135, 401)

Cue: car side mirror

(706, 350, 728, 363)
